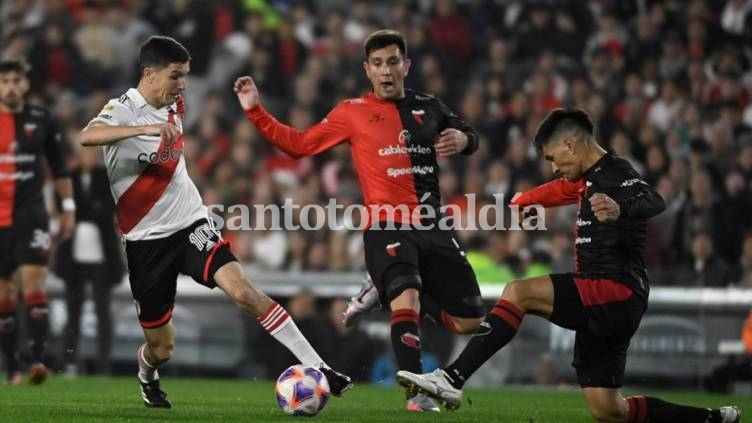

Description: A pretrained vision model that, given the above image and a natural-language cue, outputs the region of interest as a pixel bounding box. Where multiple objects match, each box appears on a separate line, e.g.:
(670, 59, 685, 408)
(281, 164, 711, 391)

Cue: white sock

(137, 343, 159, 383)
(258, 302, 325, 367)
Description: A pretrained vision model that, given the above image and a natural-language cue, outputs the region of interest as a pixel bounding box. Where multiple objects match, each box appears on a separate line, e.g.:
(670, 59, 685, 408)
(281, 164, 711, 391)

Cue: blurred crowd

(3, 0, 752, 287)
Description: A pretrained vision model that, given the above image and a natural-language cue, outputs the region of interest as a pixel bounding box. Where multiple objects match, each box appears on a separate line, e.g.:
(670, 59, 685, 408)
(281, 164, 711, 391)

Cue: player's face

(0, 71, 29, 112)
(147, 62, 189, 107)
(542, 138, 581, 181)
(363, 45, 411, 100)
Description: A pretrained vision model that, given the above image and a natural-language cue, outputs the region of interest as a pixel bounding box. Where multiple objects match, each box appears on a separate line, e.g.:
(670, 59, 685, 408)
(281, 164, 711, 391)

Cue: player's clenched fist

(234, 76, 260, 110)
(589, 192, 620, 222)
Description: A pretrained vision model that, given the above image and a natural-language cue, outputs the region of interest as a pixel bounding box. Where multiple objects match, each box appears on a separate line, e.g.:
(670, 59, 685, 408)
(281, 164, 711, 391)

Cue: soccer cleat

(140, 379, 172, 408)
(720, 406, 741, 423)
(406, 393, 440, 412)
(28, 363, 48, 385)
(319, 366, 353, 397)
(6, 371, 22, 385)
(342, 273, 381, 326)
(396, 369, 462, 411)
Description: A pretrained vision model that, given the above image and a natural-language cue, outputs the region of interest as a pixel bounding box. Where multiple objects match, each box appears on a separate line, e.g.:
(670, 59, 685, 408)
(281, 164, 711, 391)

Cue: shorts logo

(133, 300, 141, 316)
(189, 223, 219, 252)
(29, 229, 50, 251)
(400, 332, 421, 349)
(385, 242, 401, 257)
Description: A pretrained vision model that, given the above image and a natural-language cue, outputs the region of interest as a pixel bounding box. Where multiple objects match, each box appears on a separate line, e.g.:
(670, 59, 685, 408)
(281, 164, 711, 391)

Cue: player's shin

(24, 293, 49, 364)
(390, 308, 422, 373)
(0, 300, 20, 374)
(444, 299, 523, 389)
(258, 302, 324, 367)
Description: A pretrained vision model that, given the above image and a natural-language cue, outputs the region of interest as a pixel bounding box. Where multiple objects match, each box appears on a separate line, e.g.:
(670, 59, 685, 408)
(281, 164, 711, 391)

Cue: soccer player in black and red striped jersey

(235, 29, 486, 412)
(397, 109, 741, 422)
(0, 59, 75, 385)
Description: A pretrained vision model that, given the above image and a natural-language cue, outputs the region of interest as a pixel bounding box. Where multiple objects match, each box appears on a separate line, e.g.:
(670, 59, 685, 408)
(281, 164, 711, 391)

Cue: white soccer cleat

(720, 406, 741, 423)
(396, 369, 462, 411)
(342, 273, 381, 326)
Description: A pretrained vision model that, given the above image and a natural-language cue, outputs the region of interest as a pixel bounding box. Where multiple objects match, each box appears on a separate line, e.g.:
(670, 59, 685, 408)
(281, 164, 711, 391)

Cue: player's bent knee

(149, 342, 175, 363)
(453, 317, 484, 334)
(587, 403, 628, 422)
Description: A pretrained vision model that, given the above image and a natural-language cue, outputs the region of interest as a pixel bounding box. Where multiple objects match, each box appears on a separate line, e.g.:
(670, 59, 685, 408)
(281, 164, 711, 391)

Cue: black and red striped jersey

(245, 89, 479, 227)
(512, 153, 666, 300)
(0, 105, 68, 227)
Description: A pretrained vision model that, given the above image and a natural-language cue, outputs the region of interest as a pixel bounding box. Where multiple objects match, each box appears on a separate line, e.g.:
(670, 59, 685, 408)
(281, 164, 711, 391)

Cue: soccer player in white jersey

(79, 36, 351, 409)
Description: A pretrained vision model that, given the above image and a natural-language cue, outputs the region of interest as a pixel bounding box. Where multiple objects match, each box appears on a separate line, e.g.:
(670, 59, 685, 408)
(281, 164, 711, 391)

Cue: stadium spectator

(55, 146, 124, 376)
(0, 59, 74, 385)
(397, 108, 741, 423)
(236, 29, 486, 412)
(79, 35, 351, 409)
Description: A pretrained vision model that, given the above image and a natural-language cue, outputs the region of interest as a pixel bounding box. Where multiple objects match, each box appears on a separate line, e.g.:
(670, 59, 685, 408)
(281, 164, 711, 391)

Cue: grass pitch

(0, 376, 746, 422)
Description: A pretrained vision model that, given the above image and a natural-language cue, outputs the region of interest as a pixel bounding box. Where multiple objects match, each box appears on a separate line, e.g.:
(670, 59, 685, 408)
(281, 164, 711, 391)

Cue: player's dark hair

(533, 108, 595, 150)
(364, 29, 407, 59)
(0, 59, 30, 76)
(138, 36, 190, 75)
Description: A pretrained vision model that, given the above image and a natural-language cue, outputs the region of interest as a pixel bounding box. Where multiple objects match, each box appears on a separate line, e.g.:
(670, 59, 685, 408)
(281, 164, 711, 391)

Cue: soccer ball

(275, 364, 330, 416)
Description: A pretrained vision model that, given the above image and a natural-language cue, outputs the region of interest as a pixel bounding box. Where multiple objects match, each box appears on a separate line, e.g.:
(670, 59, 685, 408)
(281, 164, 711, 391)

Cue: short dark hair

(363, 29, 407, 59)
(0, 59, 30, 76)
(138, 36, 190, 75)
(533, 108, 594, 150)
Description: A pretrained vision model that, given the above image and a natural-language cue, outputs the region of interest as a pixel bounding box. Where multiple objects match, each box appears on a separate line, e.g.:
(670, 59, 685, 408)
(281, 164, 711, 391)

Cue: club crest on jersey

(411, 109, 425, 124)
(24, 123, 37, 138)
(385, 242, 401, 257)
(398, 130, 411, 145)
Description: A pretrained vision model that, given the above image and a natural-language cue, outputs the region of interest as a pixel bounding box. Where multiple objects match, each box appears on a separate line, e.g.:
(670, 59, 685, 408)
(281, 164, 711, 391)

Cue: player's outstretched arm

(234, 75, 350, 158)
(511, 178, 584, 208)
(80, 122, 174, 147)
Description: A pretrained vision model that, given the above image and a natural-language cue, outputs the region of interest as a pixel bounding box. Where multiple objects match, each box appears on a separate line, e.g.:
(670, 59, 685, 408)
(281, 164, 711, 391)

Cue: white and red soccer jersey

(89, 88, 206, 241)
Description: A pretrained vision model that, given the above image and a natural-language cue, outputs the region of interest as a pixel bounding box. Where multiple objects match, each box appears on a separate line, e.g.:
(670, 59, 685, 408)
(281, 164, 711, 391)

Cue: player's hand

(160, 123, 179, 147)
(58, 210, 75, 242)
(589, 193, 620, 221)
(434, 128, 468, 157)
(234, 76, 260, 110)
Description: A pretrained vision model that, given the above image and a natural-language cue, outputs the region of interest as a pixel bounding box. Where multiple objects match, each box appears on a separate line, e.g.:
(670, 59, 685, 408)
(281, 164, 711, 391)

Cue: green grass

(0, 376, 747, 422)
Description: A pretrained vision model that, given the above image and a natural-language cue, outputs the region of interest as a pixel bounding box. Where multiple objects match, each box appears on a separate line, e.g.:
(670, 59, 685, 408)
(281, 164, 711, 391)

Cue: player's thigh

(418, 228, 483, 318)
(573, 330, 630, 389)
(18, 264, 47, 294)
(548, 273, 589, 331)
(125, 235, 180, 329)
(364, 228, 422, 303)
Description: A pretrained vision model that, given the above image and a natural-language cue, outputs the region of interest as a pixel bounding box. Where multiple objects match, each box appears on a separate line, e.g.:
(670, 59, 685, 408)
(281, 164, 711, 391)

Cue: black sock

(390, 308, 422, 373)
(420, 296, 458, 333)
(444, 299, 523, 389)
(25, 295, 49, 364)
(0, 303, 20, 374)
(627, 396, 721, 423)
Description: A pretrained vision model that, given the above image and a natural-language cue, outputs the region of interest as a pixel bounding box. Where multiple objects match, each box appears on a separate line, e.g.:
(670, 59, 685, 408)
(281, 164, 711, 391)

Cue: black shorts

(549, 273, 647, 388)
(0, 210, 51, 278)
(363, 224, 484, 318)
(125, 218, 236, 328)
